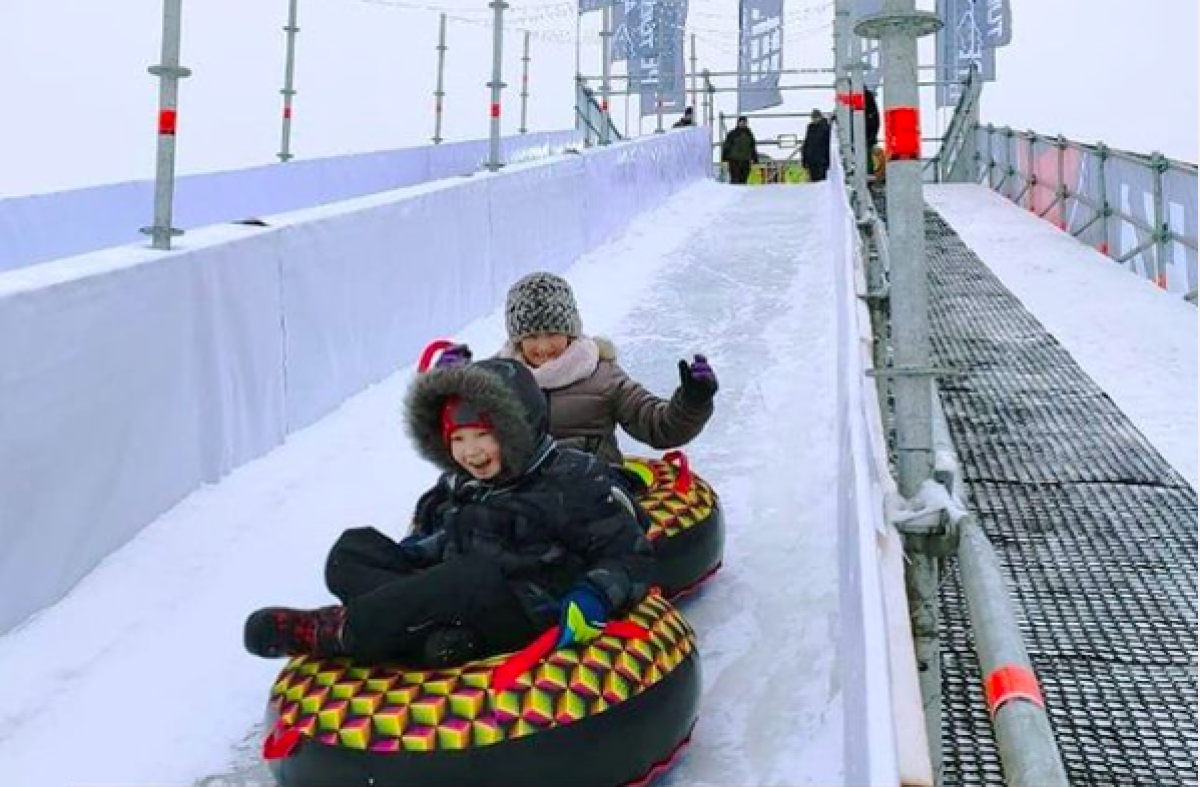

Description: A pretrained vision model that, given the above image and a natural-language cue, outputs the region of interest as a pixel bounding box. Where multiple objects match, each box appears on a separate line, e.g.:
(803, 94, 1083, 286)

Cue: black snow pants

(728, 160, 752, 185)
(325, 527, 539, 663)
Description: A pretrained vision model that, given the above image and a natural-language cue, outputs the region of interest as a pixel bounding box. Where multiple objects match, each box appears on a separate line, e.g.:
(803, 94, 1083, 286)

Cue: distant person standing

(721, 116, 759, 185)
(801, 109, 832, 182)
(673, 107, 696, 128)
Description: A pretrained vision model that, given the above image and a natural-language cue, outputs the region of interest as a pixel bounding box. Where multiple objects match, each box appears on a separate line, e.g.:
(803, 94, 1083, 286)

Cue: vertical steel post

(856, 4, 943, 781)
(700, 69, 710, 128)
(1097, 143, 1111, 256)
(1055, 135, 1067, 228)
(486, 0, 508, 171)
(833, 1, 851, 156)
(1006, 126, 1016, 201)
(433, 13, 448, 144)
(519, 30, 531, 134)
(278, 0, 300, 162)
(624, 85, 631, 138)
(849, 35, 870, 216)
(689, 33, 699, 114)
(600, 3, 613, 145)
(143, 0, 190, 250)
(1151, 152, 1171, 288)
(985, 124, 994, 188)
(575, 8, 583, 80)
(655, 90, 664, 133)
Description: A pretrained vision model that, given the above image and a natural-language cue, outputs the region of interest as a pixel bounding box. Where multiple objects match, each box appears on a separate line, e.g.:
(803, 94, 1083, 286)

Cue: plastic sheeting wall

(0, 131, 580, 275)
(0, 129, 709, 634)
(830, 144, 931, 786)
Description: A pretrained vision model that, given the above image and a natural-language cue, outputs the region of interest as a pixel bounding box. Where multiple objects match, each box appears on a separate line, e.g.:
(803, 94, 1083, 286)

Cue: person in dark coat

(864, 87, 881, 174)
(801, 109, 832, 182)
(243, 358, 653, 667)
(721, 116, 759, 185)
(672, 107, 696, 128)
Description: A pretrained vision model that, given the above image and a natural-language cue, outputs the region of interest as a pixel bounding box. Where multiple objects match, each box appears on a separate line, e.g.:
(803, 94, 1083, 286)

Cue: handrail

(929, 388, 1070, 787)
(574, 79, 622, 146)
(938, 67, 983, 183)
(974, 123, 1198, 298)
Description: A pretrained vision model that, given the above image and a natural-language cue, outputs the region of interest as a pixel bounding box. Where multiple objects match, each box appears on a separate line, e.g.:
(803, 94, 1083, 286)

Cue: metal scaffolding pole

(958, 517, 1071, 786)
(1152, 151, 1172, 288)
(689, 33, 698, 112)
(600, 3, 612, 146)
(833, 0, 851, 155)
(143, 0, 190, 250)
(486, 0, 508, 171)
(433, 13, 447, 144)
(857, 1, 943, 779)
(702, 68, 713, 129)
(519, 30, 531, 134)
(278, 0, 300, 162)
(848, 35, 870, 217)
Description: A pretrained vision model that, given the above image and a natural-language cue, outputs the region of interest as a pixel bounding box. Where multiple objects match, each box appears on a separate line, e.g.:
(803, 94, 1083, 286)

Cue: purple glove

(435, 343, 473, 369)
(678, 354, 718, 402)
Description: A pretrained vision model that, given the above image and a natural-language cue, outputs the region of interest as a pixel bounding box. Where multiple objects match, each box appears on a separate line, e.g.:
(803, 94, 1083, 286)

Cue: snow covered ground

(0, 181, 844, 787)
(927, 185, 1199, 489)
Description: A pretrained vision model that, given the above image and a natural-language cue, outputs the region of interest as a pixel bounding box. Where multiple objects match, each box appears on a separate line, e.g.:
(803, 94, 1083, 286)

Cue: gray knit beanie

(505, 272, 583, 341)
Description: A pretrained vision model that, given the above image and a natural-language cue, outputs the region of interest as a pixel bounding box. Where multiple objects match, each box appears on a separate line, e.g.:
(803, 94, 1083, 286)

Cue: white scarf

(500, 336, 601, 390)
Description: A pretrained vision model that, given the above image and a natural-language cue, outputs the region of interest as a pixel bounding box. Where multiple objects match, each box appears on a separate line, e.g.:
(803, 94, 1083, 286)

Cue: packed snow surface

(0, 182, 844, 787)
(927, 184, 1198, 489)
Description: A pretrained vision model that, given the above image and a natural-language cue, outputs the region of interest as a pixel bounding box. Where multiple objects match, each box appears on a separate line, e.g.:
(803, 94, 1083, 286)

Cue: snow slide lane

(0, 182, 843, 787)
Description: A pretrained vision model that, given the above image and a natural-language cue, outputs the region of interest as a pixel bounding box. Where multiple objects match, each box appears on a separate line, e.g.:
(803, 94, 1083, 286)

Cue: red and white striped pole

(143, 0, 190, 250)
(486, 0, 508, 171)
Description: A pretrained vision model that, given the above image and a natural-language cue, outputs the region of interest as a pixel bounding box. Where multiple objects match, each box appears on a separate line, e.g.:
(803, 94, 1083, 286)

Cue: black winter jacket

(722, 127, 759, 163)
(802, 118, 832, 171)
(402, 359, 653, 627)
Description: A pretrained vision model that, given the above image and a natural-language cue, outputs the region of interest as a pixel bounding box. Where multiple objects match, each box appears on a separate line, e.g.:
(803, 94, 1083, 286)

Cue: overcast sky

(0, 0, 1194, 197)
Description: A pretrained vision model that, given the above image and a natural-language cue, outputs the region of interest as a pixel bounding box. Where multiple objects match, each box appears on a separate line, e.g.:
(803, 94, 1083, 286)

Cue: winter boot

(244, 605, 349, 659)
(420, 626, 481, 668)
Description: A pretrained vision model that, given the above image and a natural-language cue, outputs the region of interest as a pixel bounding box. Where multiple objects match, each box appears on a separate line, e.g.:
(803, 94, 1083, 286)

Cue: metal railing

(973, 125, 1199, 299)
(938, 68, 983, 183)
(575, 79, 623, 147)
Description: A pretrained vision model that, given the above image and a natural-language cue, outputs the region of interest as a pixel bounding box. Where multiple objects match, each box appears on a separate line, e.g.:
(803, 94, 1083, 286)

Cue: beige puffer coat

(499, 336, 714, 464)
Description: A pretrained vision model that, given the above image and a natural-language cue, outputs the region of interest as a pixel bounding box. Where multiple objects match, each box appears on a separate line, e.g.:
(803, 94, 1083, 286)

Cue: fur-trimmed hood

(405, 359, 550, 480)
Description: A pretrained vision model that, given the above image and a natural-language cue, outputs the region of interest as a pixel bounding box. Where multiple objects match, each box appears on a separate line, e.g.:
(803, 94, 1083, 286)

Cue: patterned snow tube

(262, 593, 700, 787)
(625, 454, 724, 598)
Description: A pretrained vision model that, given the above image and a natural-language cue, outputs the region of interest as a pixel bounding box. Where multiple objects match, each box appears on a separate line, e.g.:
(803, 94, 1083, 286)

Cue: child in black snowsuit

(244, 359, 653, 666)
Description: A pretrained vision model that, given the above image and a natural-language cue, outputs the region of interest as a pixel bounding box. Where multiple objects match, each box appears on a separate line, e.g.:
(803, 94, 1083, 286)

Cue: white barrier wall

(0, 131, 580, 275)
(0, 129, 709, 633)
(830, 147, 932, 785)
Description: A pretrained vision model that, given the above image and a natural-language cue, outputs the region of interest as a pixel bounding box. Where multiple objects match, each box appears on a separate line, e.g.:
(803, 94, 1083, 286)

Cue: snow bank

(0, 131, 580, 274)
(0, 129, 709, 634)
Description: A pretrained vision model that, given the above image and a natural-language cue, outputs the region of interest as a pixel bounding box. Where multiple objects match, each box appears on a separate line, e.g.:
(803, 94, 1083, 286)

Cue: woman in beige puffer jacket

(496, 272, 717, 465)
